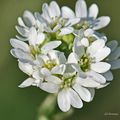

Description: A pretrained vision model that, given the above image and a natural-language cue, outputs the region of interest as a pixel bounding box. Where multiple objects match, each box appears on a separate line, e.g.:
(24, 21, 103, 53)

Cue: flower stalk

(37, 95, 74, 120)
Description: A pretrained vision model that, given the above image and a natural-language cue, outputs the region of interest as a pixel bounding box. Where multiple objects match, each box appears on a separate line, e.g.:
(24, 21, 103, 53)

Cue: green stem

(37, 94, 74, 120)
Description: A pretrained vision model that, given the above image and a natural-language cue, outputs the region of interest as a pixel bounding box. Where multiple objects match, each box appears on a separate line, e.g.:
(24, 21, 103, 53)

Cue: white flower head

(9, 0, 119, 113)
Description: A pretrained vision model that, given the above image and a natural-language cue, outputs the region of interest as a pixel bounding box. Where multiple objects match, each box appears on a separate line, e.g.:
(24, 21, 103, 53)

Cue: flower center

(74, 20, 91, 30)
(87, 36, 96, 43)
(79, 54, 91, 72)
(60, 74, 76, 89)
(44, 59, 57, 70)
(46, 31, 75, 57)
(30, 45, 41, 57)
(50, 17, 60, 29)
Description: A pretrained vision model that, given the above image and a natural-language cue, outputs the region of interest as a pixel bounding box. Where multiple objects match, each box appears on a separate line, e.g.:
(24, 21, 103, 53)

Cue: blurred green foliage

(0, 0, 120, 120)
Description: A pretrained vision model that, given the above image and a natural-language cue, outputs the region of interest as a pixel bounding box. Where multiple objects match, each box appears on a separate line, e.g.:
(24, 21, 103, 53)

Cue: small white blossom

(10, 27, 61, 62)
(18, 61, 42, 88)
(35, 1, 80, 35)
(39, 64, 95, 112)
(62, 0, 110, 31)
(68, 39, 111, 86)
(101, 40, 120, 82)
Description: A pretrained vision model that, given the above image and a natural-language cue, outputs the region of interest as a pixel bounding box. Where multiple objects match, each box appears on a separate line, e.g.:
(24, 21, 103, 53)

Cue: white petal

(107, 40, 118, 52)
(35, 55, 44, 66)
(87, 70, 106, 84)
(36, 32, 45, 45)
(62, 6, 75, 19)
(93, 16, 111, 30)
(65, 64, 76, 73)
(42, 3, 52, 23)
(73, 84, 91, 102)
(87, 88, 95, 101)
(108, 47, 120, 60)
(10, 49, 32, 61)
(59, 27, 74, 36)
(32, 70, 43, 80)
(16, 35, 28, 41)
(28, 27, 37, 46)
(69, 88, 83, 108)
(102, 71, 113, 81)
(65, 18, 80, 27)
(51, 64, 66, 75)
(45, 75, 62, 84)
(81, 38, 89, 47)
(73, 38, 85, 58)
(40, 54, 49, 63)
(34, 12, 47, 24)
(57, 89, 71, 112)
(75, 0, 87, 18)
(18, 61, 33, 75)
(10, 38, 30, 52)
(94, 46, 111, 62)
(47, 50, 60, 64)
(18, 78, 34, 88)
(23, 10, 36, 27)
(16, 26, 29, 37)
(109, 59, 120, 70)
(87, 39, 105, 56)
(58, 52, 67, 64)
(91, 62, 111, 73)
(40, 82, 59, 93)
(49, 1, 61, 18)
(77, 77, 100, 88)
(41, 41, 61, 53)
(84, 29, 94, 37)
(67, 53, 78, 64)
(88, 4, 99, 19)
(18, 17, 26, 27)
(96, 83, 110, 89)
(41, 68, 51, 76)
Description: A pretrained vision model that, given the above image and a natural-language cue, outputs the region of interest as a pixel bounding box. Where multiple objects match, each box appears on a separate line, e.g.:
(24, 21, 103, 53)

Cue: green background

(0, 0, 120, 120)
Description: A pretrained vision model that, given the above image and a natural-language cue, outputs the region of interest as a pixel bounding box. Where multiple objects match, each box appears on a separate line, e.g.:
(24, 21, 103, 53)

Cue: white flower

(16, 10, 44, 41)
(35, 1, 80, 35)
(101, 40, 120, 82)
(107, 40, 120, 70)
(68, 39, 111, 85)
(18, 61, 42, 88)
(34, 50, 67, 71)
(74, 28, 107, 47)
(10, 27, 61, 62)
(18, 50, 66, 88)
(62, 0, 110, 30)
(39, 64, 95, 112)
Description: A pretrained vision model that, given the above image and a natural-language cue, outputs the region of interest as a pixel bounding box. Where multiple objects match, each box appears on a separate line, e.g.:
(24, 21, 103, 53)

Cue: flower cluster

(10, 0, 120, 112)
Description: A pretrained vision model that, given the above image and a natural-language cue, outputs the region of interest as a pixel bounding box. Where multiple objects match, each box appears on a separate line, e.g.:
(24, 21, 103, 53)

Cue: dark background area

(0, 0, 120, 120)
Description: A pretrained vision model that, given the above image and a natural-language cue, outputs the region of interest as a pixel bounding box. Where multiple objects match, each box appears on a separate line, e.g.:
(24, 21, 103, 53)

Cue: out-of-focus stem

(37, 94, 56, 120)
(37, 94, 74, 120)
(52, 108, 74, 120)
